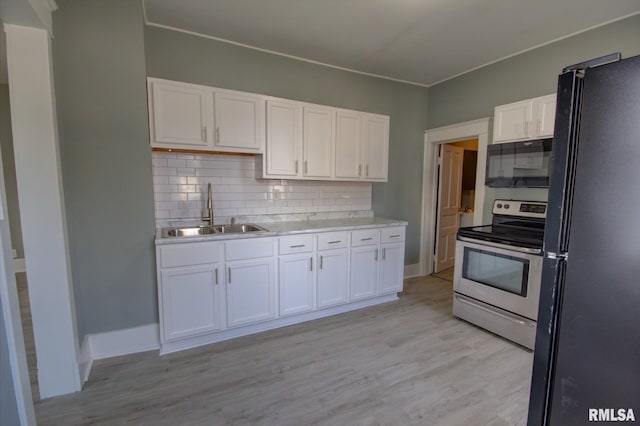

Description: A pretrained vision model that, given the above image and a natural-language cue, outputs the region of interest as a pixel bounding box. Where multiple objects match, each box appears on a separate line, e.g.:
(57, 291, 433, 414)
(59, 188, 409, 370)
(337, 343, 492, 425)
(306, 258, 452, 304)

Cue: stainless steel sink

(213, 224, 268, 234)
(162, 226, 218, 238)
(162, 223, 268, 238)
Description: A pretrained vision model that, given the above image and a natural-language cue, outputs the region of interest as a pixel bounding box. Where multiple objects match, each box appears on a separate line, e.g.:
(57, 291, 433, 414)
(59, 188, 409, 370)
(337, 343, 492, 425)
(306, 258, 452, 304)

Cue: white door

(349, 246, 379, 301)
(226, 259, 276, 327)
(535, 94, 557, 138)
(362, 114, 389, 180)
(335, 110, 362, 179)
(303, 106, 334, 178)
(266, 99, 301, 176)
(378, 243, 404, 295)
(279, 254, 314, 316)
(213, 91, 263, 151)
(317, 248, 349, 308)
(435, 144, 464, 273)
(160, 264, 221, 341)
(150, 80, 209, 148)
(493, 100, 534, 143)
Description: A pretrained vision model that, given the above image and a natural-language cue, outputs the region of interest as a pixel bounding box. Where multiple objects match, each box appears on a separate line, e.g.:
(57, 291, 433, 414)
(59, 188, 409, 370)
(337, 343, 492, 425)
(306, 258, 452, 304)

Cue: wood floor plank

(34, 275, 533, 425)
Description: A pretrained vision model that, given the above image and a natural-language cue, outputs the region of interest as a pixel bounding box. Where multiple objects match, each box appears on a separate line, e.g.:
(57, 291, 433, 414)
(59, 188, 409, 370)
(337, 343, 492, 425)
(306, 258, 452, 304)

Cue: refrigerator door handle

(545, 251, 568, 260)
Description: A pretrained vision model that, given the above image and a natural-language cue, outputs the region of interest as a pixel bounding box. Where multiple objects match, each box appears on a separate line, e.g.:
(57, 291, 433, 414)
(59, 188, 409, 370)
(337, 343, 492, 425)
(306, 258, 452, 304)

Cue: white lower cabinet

(156, 224, 406, 354)
(317, 248, 349, 308)
(160, 264, 222, 341)
(226, 258, 276, 327)
(279, 253, 315, 316)
(349, 246, 379, 301)
(378, 243, 405, 295)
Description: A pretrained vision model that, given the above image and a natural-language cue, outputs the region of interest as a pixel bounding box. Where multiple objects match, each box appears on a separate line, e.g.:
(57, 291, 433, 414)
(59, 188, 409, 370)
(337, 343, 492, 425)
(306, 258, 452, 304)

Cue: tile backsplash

(152, 152, 373, 229)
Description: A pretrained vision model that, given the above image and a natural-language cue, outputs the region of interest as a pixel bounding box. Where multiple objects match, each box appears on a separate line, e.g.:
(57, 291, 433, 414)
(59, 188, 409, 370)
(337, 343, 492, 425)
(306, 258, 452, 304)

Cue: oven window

(462, 247, 529, 296)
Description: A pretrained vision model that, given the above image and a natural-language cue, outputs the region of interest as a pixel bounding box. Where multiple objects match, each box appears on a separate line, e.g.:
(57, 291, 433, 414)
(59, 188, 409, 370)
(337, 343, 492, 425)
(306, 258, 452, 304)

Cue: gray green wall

(428, 14, 640, 222)
(0, 302, 20, 426)
(52, 0, 156, 341)
(144, 26, 429, 264)
(0, 85, 23, 259)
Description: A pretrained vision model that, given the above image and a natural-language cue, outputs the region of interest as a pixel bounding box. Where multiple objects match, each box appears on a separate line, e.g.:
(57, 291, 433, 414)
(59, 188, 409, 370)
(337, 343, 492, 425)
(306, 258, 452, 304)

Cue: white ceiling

(143, 0, 640, 87)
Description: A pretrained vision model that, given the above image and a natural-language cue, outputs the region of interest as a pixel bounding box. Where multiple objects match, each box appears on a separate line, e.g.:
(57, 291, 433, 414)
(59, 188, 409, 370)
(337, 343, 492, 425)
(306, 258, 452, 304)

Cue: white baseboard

(13, 258, 26, 273)
(78, 323, 160, 384)
(404, 263, 421, 278)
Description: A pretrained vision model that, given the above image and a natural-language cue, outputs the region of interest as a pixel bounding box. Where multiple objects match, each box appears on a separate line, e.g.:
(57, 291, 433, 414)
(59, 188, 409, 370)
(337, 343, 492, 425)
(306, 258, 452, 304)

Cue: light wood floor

(34, 274, 533, 425)
(16, 272, 39, 401)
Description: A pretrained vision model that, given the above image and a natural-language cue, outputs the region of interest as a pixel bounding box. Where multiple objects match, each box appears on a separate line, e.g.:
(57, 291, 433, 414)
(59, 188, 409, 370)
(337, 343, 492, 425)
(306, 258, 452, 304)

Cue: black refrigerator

(528, 54, 640, 425)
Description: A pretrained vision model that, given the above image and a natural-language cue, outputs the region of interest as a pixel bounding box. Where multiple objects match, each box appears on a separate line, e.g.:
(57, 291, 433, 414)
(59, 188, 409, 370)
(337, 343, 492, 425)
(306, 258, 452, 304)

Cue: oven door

(454, 237, 542, 320)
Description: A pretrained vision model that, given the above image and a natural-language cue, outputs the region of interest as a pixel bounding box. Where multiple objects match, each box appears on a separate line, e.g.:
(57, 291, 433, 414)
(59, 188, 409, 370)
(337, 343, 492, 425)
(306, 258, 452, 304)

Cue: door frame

(420, 118, 490, 276)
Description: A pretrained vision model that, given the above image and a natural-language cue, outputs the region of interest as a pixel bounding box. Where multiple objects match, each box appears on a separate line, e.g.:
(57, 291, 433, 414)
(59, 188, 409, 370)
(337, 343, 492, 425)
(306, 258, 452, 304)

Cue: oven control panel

(493, 199, 547, 218)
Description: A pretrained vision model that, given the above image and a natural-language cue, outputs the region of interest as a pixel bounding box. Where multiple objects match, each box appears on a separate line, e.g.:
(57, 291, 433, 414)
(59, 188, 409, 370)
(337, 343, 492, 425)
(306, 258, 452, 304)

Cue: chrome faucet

(202, 183, 214, 225)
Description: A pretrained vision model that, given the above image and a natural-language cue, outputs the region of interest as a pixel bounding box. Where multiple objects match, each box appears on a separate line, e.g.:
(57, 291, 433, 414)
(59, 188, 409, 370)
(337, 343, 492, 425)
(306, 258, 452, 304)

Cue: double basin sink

(161, 223, 268, 238)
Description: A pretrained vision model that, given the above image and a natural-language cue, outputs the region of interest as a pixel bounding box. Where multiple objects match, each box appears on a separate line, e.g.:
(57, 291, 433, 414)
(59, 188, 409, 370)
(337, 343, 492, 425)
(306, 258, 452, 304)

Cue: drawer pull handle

(309, 257, 313, 271)
(389, 235, 401, 238)
(290, 244, 306, 248)
(228, 267, 231, 283)
(360, 237, 373, 241)
(215, 268, 218, 285)
(328, 240, 342, 244)
(382, 248, 386, 260)
(320, 256, 323, 269)
(375, 248, 379, 261)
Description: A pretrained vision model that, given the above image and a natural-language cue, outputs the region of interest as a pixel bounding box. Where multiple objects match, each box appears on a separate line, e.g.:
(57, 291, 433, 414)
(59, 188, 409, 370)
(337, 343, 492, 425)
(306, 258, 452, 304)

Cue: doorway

(420, 118, 489, 277)
(433, 139, 478, 275)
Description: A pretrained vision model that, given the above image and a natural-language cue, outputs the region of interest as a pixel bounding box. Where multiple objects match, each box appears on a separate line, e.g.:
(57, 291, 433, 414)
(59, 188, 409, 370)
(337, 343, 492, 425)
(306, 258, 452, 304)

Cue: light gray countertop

(155, 217, 407, 245)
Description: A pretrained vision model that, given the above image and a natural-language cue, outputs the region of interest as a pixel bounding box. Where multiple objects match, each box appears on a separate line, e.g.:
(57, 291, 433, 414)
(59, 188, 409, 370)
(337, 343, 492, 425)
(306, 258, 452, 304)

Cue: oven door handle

(457, 236, 542, 255)
(454, 294, 536, 327)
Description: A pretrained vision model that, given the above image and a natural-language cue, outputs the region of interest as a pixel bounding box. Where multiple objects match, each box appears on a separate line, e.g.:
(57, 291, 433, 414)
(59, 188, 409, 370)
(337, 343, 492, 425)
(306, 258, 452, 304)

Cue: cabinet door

(362, 114, 389, 180)
(535, 94, 557, 138)
(160, 264, 221, 342)
(279, 254, 315, 316)
(226, 259, 275, 327)
(150, 80, 210, 149)
(350, 246, 379, 301)
(266, 99, 302, 176)
(378, 243, 404, 295)
(335, 110, 362, 179)
(317, 248, 349, 308)
(303, 106, 334, 178)
(493, 100, 534, 143)
(213, 90, 264, 152)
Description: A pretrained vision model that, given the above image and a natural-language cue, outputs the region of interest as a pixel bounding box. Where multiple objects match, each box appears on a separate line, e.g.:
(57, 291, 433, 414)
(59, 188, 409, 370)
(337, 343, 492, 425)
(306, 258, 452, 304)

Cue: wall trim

(404, 263, 421, 279)
(420, 118, 490, 277)
(78, 324, 160, 384)
(13, 257, 26, 273)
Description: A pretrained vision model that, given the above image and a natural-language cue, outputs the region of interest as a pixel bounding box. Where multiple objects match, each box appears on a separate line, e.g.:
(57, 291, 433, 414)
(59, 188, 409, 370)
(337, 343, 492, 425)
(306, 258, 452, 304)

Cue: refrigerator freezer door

(547, 56, 640, 424)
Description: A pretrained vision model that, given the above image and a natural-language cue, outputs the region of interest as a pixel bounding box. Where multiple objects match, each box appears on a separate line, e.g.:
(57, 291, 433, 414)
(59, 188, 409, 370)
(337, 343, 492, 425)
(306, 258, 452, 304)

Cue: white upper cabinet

(213, 90, 264, 152)
(334, 111, 389, 181)
(148, 79, 210, 149)
(265, 99, 302, 177)
(535, 94, 557, 138)
(493, 94, 557, 143)
(362, 113, 389, 181)
(303, 105, 334, 179)
(147, 78, 265, 154)
(335, 110, 362, 179)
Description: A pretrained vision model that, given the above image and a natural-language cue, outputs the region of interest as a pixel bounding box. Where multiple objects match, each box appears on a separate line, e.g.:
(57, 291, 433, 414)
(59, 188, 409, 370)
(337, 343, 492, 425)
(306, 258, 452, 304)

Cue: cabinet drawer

(317, 231, 348, 251)
(159, 242, 221, 268)
(351, 229, 379, 247)
(226, 237, 274, 261)
(381, 227, 406, 244)
(279, 234, 314, 255)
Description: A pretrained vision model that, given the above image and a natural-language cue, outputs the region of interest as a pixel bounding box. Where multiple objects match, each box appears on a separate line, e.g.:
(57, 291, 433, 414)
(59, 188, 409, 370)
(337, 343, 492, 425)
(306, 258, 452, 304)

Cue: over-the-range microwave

(485, 138, 552, 188)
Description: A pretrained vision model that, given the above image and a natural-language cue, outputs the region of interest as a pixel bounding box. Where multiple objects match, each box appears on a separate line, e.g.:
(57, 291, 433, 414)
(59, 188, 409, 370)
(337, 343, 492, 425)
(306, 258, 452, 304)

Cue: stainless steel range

(453, 199, 547, 349)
